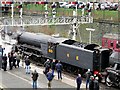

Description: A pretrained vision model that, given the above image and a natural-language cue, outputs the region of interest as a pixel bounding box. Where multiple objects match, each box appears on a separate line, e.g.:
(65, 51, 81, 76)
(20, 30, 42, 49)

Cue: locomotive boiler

(16, 32, 110, 73)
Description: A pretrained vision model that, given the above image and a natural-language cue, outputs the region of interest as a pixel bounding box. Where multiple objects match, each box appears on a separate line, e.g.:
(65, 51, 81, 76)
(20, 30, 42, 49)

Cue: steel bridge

(0, 16, 93, 27)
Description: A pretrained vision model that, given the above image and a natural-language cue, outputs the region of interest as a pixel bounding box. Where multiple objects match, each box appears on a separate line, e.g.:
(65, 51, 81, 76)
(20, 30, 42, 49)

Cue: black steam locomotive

(15, 32, 110, 74)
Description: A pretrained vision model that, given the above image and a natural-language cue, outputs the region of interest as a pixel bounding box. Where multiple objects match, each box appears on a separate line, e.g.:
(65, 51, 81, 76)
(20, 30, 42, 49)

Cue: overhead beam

(0, 16, 93, 27)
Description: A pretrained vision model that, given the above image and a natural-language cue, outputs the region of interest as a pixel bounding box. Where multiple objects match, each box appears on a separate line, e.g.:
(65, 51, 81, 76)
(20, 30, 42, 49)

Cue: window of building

(104, 39, 108, 47)
(116, 41, 120, 49)
(110, 41, 113, 47)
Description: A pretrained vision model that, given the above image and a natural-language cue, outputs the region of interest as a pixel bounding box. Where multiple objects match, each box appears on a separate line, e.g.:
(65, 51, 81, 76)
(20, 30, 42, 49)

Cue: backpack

(47, 72, 54, 81)
(32, 73, 38, 81)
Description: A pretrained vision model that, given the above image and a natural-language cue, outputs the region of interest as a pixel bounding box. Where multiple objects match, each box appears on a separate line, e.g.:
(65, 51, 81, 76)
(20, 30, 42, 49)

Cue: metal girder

(0, 16, 93, 27)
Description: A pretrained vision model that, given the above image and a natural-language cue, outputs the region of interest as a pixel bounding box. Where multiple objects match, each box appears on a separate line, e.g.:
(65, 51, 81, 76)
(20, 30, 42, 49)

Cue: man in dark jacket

(13, 53, 17, 68)
(16, 52, 21, 68)
(51, 59, 56, 75)
(89, 76, 94, 90)
(76, 74, 82, 90)
(85, 69, 92, 89)
(94, 77, 99, 90)
(32, 69, 39, 89)
(2, 54, 7, 71)
(46, 69, 54, 88)
(44, 59, 51, 74)
(8, 53, 13, 70)
(25, 56, 30, 74)
(56, 61, 63, 80)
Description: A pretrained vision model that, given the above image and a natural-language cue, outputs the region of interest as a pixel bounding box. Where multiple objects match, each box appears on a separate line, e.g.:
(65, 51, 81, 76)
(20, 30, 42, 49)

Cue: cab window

(48, 42, 53, 48)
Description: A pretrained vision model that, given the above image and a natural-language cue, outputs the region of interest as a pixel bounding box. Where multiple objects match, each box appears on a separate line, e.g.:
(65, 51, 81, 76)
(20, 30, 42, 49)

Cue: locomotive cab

(47, 42, 57, 59)
(47, 37, 69, 59)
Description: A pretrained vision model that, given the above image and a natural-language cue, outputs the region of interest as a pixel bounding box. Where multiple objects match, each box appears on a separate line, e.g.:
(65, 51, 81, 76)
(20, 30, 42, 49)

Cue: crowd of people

(76, 69, 99, 90)
(43, 59, 63, 88)
(0, 47, 63, 89)
(43, 57, 100, 90)
(1, 51, 21, 71)
(0, 45, 99, 89)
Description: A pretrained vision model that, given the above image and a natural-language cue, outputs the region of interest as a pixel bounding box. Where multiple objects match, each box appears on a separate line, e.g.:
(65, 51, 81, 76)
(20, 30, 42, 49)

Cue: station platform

(0, 61, 86, 89)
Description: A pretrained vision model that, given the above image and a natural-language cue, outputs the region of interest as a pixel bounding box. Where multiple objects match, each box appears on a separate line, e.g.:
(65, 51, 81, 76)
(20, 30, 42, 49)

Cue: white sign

(86, 28, 95, 31)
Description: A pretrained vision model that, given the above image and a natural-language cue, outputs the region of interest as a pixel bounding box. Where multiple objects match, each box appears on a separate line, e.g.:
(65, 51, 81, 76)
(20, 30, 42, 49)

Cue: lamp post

(86, 28, 95, 44)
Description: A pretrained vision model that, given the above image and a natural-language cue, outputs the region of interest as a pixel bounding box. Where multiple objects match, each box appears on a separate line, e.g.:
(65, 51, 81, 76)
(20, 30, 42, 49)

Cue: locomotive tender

(16, 32, 110, 73)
